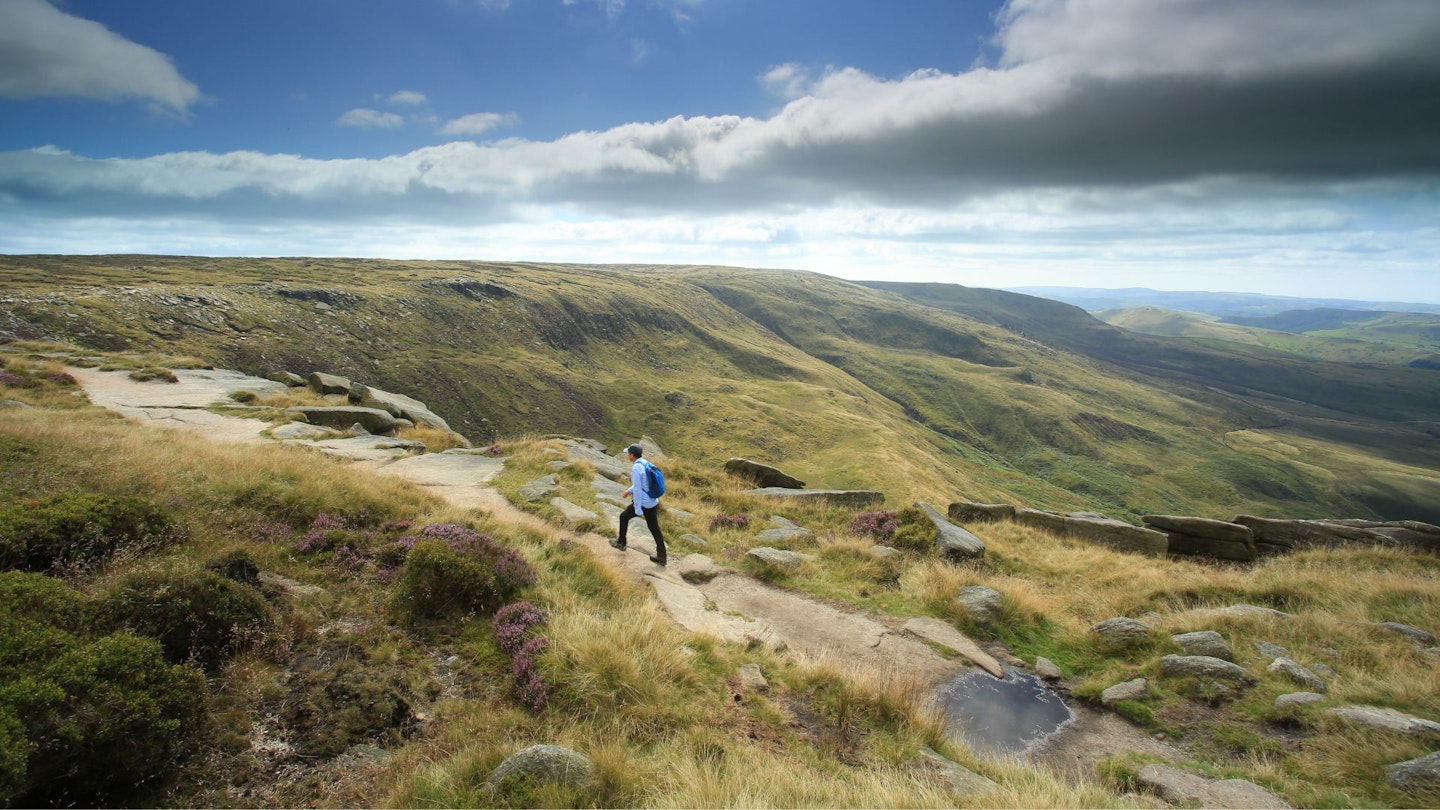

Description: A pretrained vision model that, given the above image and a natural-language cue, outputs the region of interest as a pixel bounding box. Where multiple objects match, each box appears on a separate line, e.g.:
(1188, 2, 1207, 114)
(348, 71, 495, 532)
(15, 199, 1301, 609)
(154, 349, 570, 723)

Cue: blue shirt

(628, 458, 660, 514)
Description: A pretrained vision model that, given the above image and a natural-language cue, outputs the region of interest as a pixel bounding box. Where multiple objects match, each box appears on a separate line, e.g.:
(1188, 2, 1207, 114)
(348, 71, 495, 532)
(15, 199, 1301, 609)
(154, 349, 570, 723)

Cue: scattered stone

(567, 443, 629, 479)
(306, 371, 351, 395)
(287, 405, 397, 435)
(954, 585, 1004, 625)
(1102, 678, 1149, 705)
(518, 474, 559, 502)
(1137, 764, 1292, 809)
(1173, 630, 1234, 660)
(1313, 662, 1337, 679)
(1386, 751, 1440, 795)
(1268, 658, 1327, 693)
(1215, 604, 1292, 620)
(917, 501, 985, 561)
(1160, 654, 1252, 682)
(1255, 641, 1291, 659)
(869, 545, 901, 559)
(348, 382, 456, 434)
(737, 663, 769, 693)
(741, 488, 884, 508)
(485, 744, 596, 792)
(1035, 657, 1063, 680)
(1275, 692, 1325, 709)
(676, 554, 720, 584)
(746, 547, 804, 571)
(915, 746, 1001, 796)
(756, 526, 815, 545)
(0, 400, 28, 408)
(1089, 617, 1151, 648)
(1327, 706, 1440, 739)
(680, 532, 708, 548)
(271, 421, 337, 440)
(1370, 621, 1438, 646)
(546, 461, 571, 470)
(725, 457, 805, 489)
(267, 370, 306, 387)
(947, 501, 1016, 524)
(549, 497, 598, 525)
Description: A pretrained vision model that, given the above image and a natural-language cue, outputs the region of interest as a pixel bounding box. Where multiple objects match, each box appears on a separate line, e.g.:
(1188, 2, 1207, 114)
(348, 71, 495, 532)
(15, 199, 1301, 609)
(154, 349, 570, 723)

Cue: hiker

(610, 443, 667, 566)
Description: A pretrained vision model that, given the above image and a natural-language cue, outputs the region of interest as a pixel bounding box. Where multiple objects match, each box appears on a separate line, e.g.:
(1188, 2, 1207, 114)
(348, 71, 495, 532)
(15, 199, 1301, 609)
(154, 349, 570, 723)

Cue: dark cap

(626, 443, 643, 458)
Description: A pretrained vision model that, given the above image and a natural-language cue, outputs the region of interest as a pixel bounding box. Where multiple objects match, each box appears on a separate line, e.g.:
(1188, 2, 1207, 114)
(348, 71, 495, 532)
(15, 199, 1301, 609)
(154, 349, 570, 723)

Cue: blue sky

(2, 0, 1439, 303)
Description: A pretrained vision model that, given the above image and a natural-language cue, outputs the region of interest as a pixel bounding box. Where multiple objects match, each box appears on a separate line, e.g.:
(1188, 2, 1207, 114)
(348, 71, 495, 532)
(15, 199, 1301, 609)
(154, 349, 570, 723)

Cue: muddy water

(935, 667, 1074, 756)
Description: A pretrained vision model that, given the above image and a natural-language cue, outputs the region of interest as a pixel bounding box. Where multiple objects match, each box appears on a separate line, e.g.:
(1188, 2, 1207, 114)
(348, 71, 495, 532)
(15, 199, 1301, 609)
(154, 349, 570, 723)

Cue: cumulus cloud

(386, 90, 429, 106)
(440, 112, 520, 136)
(338, 108, 406, 129)
(760, 63, 810, 100)
(0, 0, 200, 113)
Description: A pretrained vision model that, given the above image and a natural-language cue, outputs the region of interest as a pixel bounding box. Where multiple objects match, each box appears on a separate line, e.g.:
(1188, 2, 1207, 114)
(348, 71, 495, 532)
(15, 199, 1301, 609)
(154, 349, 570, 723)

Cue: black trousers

(618, 503, 666, 559)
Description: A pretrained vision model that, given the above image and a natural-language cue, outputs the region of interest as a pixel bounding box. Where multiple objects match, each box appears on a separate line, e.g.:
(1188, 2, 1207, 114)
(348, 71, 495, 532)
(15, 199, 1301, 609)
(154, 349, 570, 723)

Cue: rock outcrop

(742, 488, 883, 508)
(1235, 515, 1440, 556)
(725, 457, 805, 489)
(917, 501, 985, 561)
(1143, 514, 1258, 561)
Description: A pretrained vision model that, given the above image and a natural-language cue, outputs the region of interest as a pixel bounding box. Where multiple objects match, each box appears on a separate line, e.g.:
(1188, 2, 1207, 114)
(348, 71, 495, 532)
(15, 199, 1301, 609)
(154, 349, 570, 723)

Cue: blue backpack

(643, 460, 666, 498)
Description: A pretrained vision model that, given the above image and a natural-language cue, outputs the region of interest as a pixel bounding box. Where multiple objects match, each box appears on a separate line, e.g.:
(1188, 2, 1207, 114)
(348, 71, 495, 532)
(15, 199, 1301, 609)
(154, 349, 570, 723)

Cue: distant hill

(1096, 306, 1438, 367)
(6, 256, 1440, 523)
(1006, 286, 1440, 318)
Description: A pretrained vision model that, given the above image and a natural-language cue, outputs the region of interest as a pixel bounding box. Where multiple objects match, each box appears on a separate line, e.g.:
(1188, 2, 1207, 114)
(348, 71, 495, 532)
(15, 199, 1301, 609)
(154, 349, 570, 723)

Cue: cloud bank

(2, 0, 1439, 300)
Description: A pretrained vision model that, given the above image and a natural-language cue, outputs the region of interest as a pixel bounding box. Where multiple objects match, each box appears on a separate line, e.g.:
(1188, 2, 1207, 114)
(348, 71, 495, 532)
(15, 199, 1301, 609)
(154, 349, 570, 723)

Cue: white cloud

(439, 112, 520, 136)
(0, 0, 200, 113)
(760, 63, 810, 100)
(338, 108, 406, 129)
(386, 90, 429, 106)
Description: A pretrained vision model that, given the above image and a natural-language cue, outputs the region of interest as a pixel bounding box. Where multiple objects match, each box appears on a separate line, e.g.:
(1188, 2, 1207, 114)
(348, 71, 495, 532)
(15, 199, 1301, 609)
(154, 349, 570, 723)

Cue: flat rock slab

(698, 575, 965, 686)
(1138, 764, 1292, 809)
(741, 488, 885, 508)
(902, 616, 1004, 678)
(68, 366, 285, 443)
(1327, 706, 1440, 739)
(647, 575, 774, 647)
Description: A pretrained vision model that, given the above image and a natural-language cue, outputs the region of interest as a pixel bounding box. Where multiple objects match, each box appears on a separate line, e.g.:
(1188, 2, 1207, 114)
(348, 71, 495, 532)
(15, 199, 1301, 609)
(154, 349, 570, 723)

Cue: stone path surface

(69, 366, 1181, 785)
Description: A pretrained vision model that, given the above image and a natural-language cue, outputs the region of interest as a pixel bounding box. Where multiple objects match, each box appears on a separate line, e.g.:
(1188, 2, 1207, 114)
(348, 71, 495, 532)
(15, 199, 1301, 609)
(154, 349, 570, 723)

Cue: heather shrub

(494, 601, 552, 711)
(395, 525, 535, 621)
(97, 567, 274, 670)
(708, 513, 751, 532)
(0, 492, 180, 572)
(849, 510, 900, 540)
(888, 506, 939, 553)
(0, 572, 206, 806)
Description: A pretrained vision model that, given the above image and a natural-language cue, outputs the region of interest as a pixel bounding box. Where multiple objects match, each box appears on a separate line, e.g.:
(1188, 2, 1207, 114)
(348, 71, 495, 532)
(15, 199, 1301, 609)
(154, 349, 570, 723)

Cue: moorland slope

(4, 255, 1440, 523)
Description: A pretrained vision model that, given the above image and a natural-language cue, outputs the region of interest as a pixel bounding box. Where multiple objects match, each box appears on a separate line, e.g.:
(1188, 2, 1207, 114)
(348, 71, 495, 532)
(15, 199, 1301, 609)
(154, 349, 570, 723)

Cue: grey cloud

(0, 0, 200, 113)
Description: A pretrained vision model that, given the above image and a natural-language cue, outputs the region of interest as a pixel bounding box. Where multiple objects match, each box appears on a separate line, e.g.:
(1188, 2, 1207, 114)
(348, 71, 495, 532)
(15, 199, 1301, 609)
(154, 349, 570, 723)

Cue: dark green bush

(97, 567, 274, 670)
(397, 539, 501, 621)
(0, 572, 206, 806)
(0, 492, 180, 572)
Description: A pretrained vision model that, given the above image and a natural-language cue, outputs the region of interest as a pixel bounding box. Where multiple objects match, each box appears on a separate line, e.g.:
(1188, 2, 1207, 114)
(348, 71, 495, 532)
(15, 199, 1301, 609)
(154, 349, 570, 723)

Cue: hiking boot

(649, 555, 666, 566)
(608, 539, 626, 550)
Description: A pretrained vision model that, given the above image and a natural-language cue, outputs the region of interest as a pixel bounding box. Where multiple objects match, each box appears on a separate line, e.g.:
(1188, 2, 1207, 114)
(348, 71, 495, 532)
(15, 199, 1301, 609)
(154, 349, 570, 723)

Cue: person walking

(609, 443, 667, 566)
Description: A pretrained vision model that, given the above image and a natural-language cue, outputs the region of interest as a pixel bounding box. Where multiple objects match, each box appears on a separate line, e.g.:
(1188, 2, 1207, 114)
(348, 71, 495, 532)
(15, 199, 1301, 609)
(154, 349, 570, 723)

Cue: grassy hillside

(1097, 306, 1434, 366)
(5, 255, 1440, 524)
(2, 346, 1438, 808)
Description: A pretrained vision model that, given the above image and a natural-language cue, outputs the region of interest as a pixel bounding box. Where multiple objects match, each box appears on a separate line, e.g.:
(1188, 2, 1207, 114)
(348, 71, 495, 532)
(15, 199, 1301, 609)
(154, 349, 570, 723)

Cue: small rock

(955, 585, 1004, 626)
(1386, 750, 1440, 795)
(737, 663, 769, 692)
(549, 497, 598, 525)
(1102, 677, 1148, 704)
(519, 474, 559, 502)
(1160, 654, 1252, 682)
(869, 545, 901, 559)
(1255, 641, 1291, 659)
(755, 527, 814, 545)
(1372, 621, 1438, 646)
(746, 547, 804, 570)
(486, 744, 596, 792)
(1035, 656, 1063, 680)
(1268, 657, 1327, 693)
(676, 554, 720, 584)
(1275, 692, 1325, 709)
(680, 532, 708, 548)
(1327, 706, 1440, 739)
(915, 747, 1000, 796)
(1089, 617, 1151, 648)
(1173, 630, 1233, 660)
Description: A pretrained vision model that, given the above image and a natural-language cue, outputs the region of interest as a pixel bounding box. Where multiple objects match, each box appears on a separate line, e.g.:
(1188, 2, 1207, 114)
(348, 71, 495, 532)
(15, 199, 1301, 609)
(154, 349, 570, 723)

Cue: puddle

(935, 666, 1074, 756)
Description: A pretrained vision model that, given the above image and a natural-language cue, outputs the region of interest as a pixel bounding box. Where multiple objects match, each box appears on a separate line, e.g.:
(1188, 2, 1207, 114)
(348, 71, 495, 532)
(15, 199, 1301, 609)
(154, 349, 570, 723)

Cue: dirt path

(70, 366, 1180, 781)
